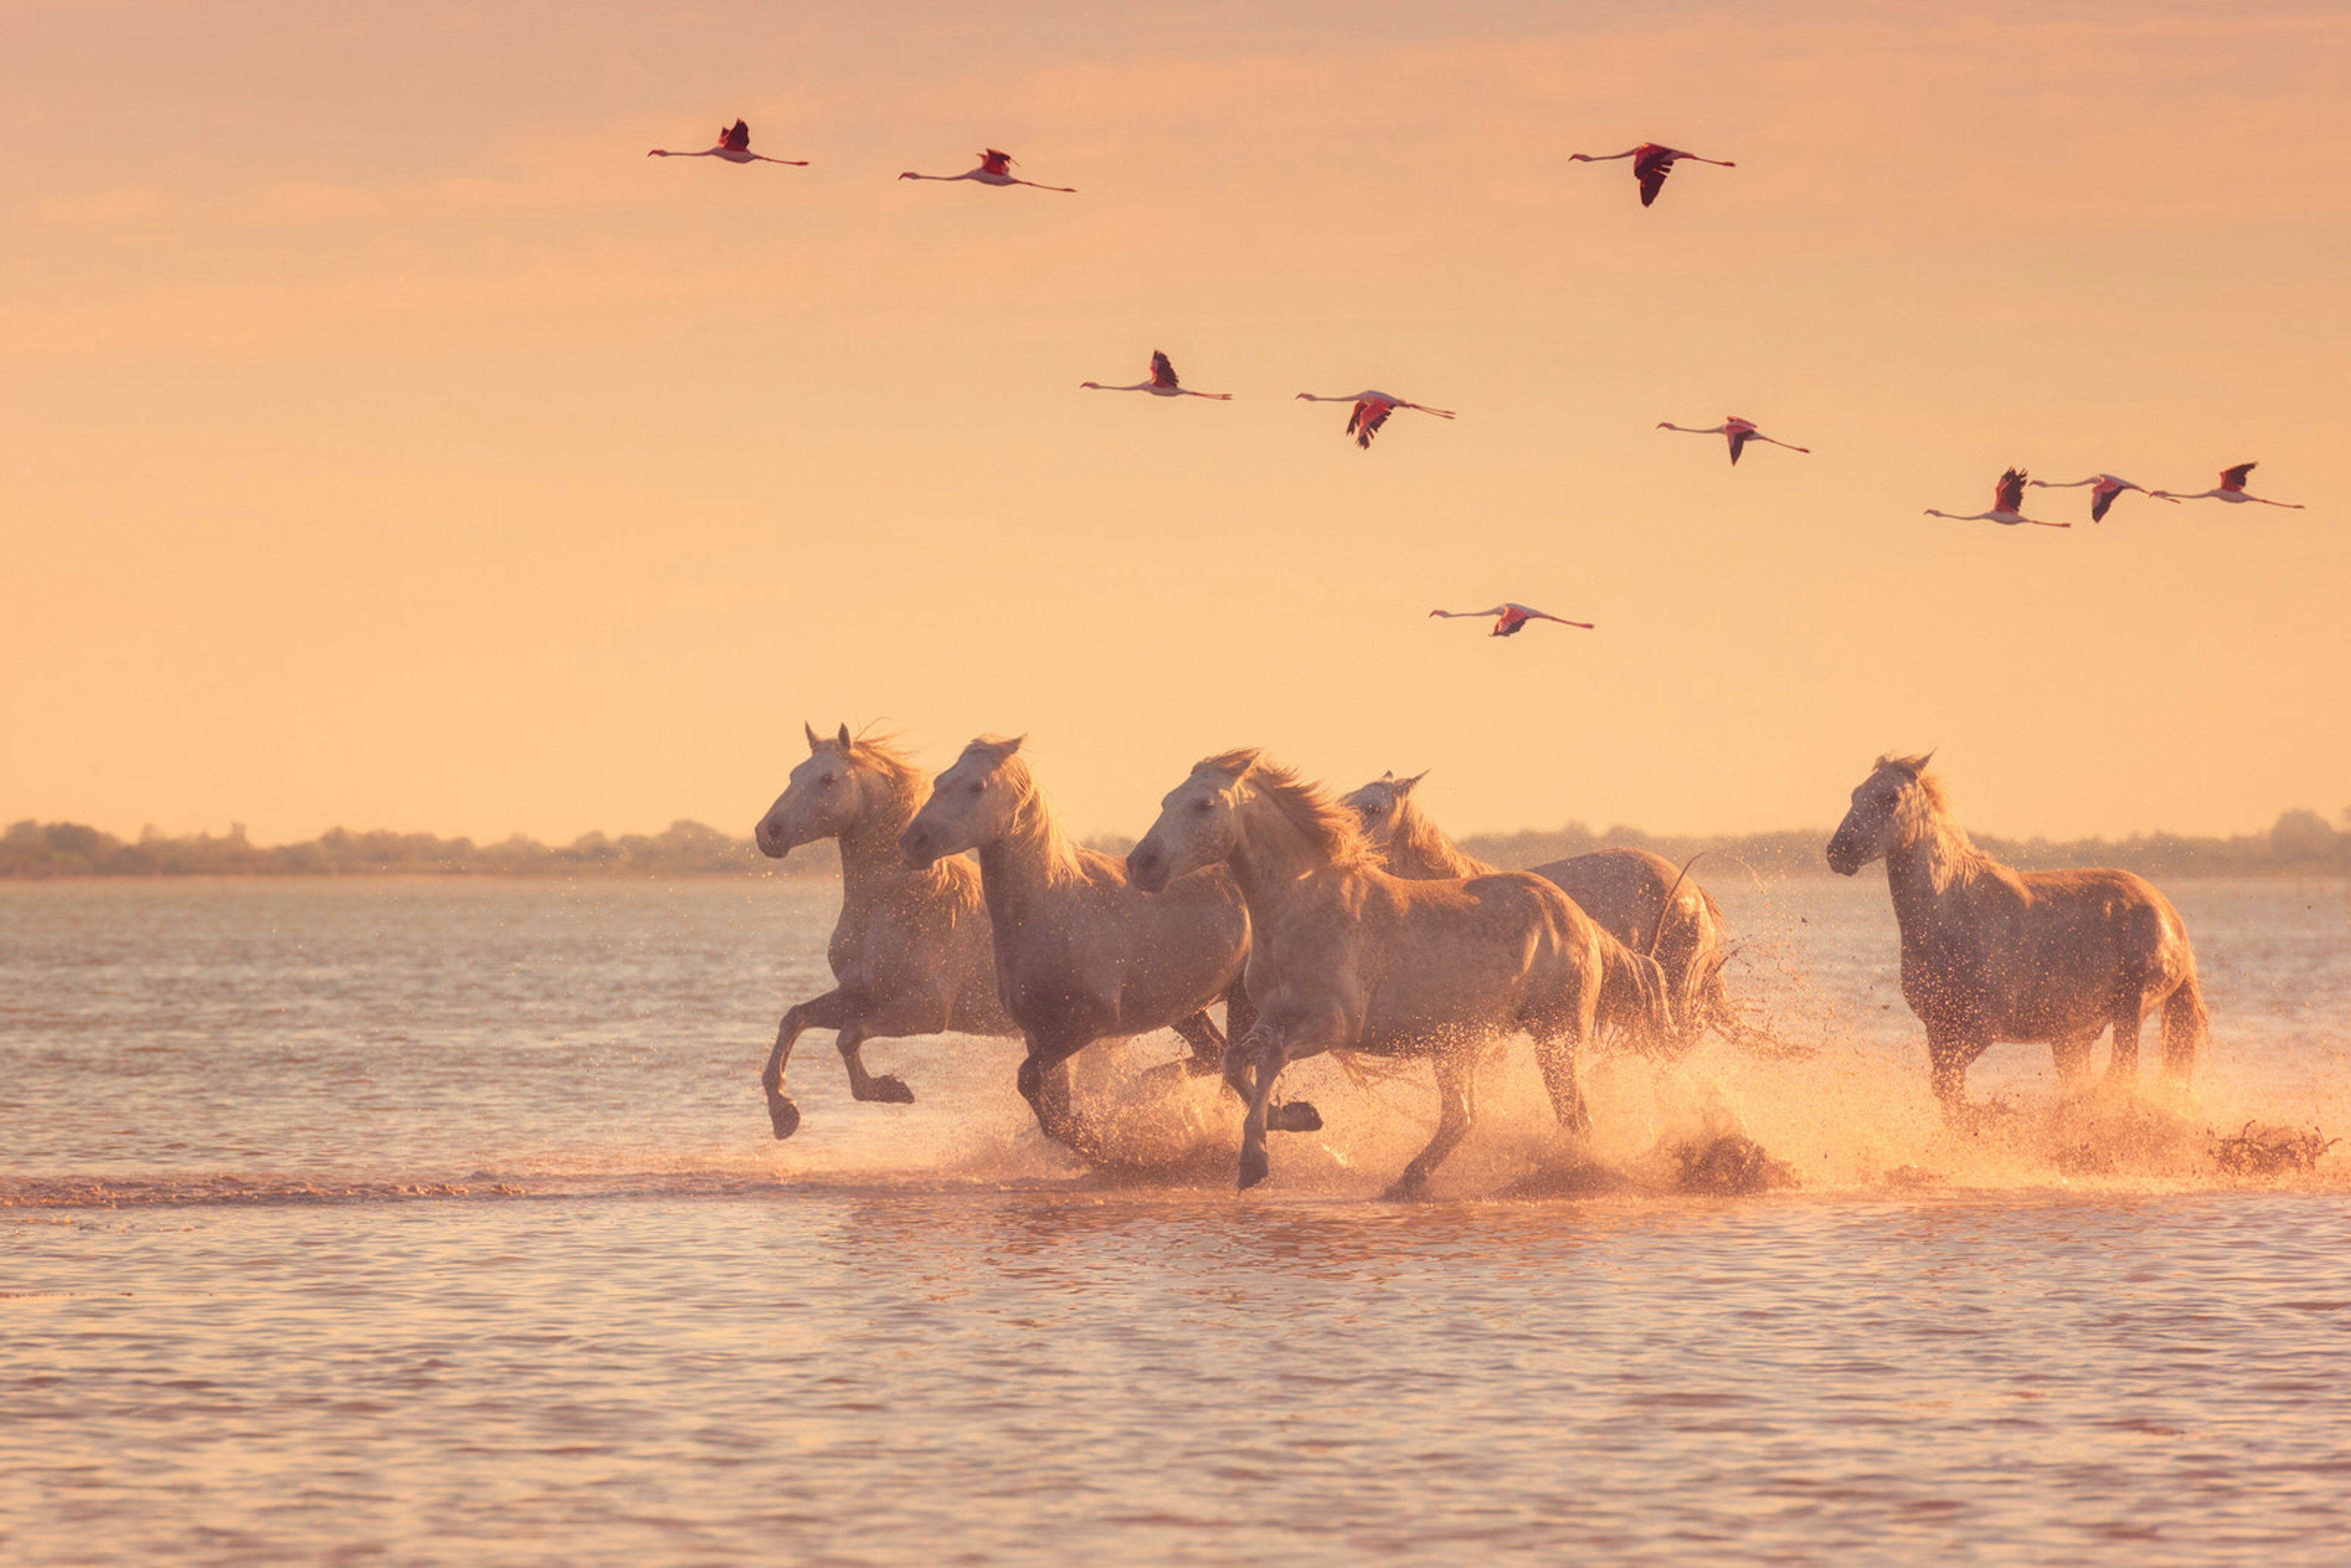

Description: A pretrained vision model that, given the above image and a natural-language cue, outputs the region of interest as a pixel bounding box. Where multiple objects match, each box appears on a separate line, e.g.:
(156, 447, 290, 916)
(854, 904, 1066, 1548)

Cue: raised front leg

(1238, 1010, 1348, 1190)
(835, 1020, 918, 1105)
(1385, 1048, 1475, 1201)
(763, 990, 852, 1139)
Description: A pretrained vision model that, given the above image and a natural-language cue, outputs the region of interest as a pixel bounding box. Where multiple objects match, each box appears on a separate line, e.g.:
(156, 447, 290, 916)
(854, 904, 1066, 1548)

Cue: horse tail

(1647, 852, 1707, 958)
(1595, 931, 1676, 1052)
(2161, 968, 2208, 1078)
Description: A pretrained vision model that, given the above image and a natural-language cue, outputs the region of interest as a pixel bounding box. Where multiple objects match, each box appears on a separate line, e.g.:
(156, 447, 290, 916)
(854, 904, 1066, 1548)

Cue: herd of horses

(755, 728, 2208, 1196)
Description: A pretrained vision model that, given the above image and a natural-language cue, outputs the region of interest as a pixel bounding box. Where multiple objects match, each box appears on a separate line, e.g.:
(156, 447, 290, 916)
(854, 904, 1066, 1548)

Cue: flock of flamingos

(656, 120, 2306, 639)
(666, 116, 2242, 1195)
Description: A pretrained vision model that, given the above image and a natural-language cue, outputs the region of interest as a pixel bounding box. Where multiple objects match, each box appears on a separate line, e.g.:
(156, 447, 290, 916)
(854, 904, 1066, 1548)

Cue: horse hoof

(1237, 1148, 1270, 1190)
(1379, 1177, 1429, 1202)
(864, 1075, 917, 1106)
(1270, 1101, 1323, 1134)
(767, 1095, 802, 1140)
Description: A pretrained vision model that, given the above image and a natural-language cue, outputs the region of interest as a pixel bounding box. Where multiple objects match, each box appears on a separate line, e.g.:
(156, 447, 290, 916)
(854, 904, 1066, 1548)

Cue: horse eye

(1192, 798, 1213, 814)
(969, 781, 985, 795)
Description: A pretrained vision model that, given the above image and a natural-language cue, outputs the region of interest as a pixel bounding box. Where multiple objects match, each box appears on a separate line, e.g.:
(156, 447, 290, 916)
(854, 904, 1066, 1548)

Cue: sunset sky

(5, 0, 2346, 847)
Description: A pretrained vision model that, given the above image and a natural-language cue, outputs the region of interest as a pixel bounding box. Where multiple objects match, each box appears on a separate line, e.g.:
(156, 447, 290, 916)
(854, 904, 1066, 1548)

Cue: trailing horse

(1341, 770, 1728, 1053)
(1826, 751, 2207, 1112)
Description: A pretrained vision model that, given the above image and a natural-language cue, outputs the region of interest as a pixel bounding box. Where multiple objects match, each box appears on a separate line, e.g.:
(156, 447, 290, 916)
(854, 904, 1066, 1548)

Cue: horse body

(754, 725, 1014, 1138)
(1134, 751, 1625, 1197)
(1340, 771, 1722, 1051)
(1827, 752, 2207, 1108)
(898, 735, 1265, 1155)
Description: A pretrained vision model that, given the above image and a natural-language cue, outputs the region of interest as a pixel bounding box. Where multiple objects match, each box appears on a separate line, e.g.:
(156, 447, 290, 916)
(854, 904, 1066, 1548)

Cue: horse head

(1129, 749, 1259, 893)
(900, 734, 1026, 868)
(755, 722, 870, 859)
(1826, 751, 1937, 875)
(1338, 769, 1428, 853)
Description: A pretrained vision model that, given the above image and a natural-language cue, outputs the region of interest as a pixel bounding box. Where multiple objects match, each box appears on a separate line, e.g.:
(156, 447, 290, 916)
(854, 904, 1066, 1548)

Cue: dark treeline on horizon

(7, 808, 2351, 881)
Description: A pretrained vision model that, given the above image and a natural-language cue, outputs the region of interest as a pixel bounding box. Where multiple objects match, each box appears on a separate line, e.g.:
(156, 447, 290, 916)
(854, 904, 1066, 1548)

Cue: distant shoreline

(7, 813, 2347, 881)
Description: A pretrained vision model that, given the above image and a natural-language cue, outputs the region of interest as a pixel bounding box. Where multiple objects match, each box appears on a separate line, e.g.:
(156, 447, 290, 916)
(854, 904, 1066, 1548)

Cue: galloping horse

(1131, 751, 1659, 1197)
(1341, 770, 1730, 1052)
(1826, 752, 2207, 1111)
(898, 735, 1312, 1157)
(754, 725, 1014, 1138)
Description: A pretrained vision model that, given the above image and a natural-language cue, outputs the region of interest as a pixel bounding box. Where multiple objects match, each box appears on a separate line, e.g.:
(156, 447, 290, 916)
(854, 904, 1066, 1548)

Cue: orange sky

(4, 1, 2347, 846)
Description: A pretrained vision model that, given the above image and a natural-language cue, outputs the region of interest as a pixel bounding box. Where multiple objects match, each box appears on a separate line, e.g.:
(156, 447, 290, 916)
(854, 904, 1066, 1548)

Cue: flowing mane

(1220, 752, 1377, 871)
(1390, 793, 1494, 878)
(968, 738, 1089, 885)
(1881, 752, 1991, 889)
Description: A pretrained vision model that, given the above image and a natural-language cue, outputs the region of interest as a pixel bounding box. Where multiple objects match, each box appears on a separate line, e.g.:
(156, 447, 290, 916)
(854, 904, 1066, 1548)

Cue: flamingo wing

(1150, 351, 1179, 389)
(1493, 607, 1531, 636)
(1728, 429, 1751, 465)
(724, 119, 750, 151)
(1353, 402, 1393, 448)
(1995, 468, 2027, 513)
(1633, 144, 1677, 206)
(980, 149, 1013, 175)
(2090, 485, 2118, 523)
(2220, 462, 2255, 491)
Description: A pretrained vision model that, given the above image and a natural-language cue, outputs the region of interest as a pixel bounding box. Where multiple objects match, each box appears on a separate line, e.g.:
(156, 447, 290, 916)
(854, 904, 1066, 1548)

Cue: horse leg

(834, 1021, 917, 1105)
(1534, 1024, 1593, 1139)
(1170, 1008, 1227, 1075)
(1015, 1032, 1098, 1157)
(1237, 1026, 1297, 1191)
(2050, 1030, 2100, 1096)
(1203, 1015, 1321, 1135)
(2105, 1005, 2144, 1089)
(1385, 1049, 1475, 1201)
(762, 990, 851, 1139)
(1926, 1026, 1989, 1117)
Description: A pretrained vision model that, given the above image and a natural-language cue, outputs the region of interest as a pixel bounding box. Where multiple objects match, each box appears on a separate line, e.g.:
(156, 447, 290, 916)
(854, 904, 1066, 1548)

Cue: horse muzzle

(1824, 834, 1864, 877)
(898, 823, 941, 869)
(1127, 844, 1170, 893)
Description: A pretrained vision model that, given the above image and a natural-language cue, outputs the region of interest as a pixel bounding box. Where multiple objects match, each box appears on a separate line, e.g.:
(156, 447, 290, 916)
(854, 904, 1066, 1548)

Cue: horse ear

(837, 723, 853, 752)
(804, 721, 821, 752)
(1894, 749, 1935, 777)
(1202, 748, 1260, 781)
(1398, 770, 1429, 794)
(1379, 770, 1395, 782)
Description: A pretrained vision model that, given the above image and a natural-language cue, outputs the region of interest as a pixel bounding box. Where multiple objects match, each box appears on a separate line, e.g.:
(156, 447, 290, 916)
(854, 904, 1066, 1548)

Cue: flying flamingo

(1081, 351, 1231, 400)
(1429, 604, 1594, 638)
(2027, 473, 2179, 523)
(1295, 391, 1455, 449)
(2153, 463, 2306, 509)
(648, 119, 806, 166)
(898, 149, 1074, 192)
(1657, 416, 1810, 465)
(1569, 143, 1736, 207)
(1924, 468, 2068, 529)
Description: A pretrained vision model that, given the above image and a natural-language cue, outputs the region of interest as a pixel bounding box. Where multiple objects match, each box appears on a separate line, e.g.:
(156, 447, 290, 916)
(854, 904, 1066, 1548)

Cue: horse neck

(834, 770, 929, 890)
(972, 778, 1082, 921)
(1882, 808, 1988, 931)
(1224, 797, 1341, 929)
(1391, 801, 1493, 878)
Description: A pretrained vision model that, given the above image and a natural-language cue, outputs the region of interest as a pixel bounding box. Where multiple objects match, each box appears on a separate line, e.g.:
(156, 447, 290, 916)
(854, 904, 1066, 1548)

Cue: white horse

(899, 736, 1314, 1158)
(753, 726, 1013, 1138)
(1131, 751, 1637, 1197)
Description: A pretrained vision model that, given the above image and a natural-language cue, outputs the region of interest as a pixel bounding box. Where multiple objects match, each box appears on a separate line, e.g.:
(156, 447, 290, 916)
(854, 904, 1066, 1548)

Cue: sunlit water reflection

(4, 876, 2347, 1561)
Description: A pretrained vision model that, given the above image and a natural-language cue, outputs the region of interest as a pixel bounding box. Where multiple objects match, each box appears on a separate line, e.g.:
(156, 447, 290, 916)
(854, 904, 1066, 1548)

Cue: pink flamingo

(1569, 143, 1736, 207)
(1295, 390, 1455, 449)
(1081, 351, 1231, 400)
(1925, 468, 2068, 529)
(898, 149, 1074, 192)
(1429, 604, 1594, 638)
(1657, 415, 1810, 465)
(648, 119, 807, 166)
(2027, 474, 2178, 523)
(2153, 463, 2305, 509)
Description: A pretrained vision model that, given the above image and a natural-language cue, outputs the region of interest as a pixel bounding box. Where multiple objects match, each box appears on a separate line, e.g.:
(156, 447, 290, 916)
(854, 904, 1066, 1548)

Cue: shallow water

(4, 875, 2349, 1562)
